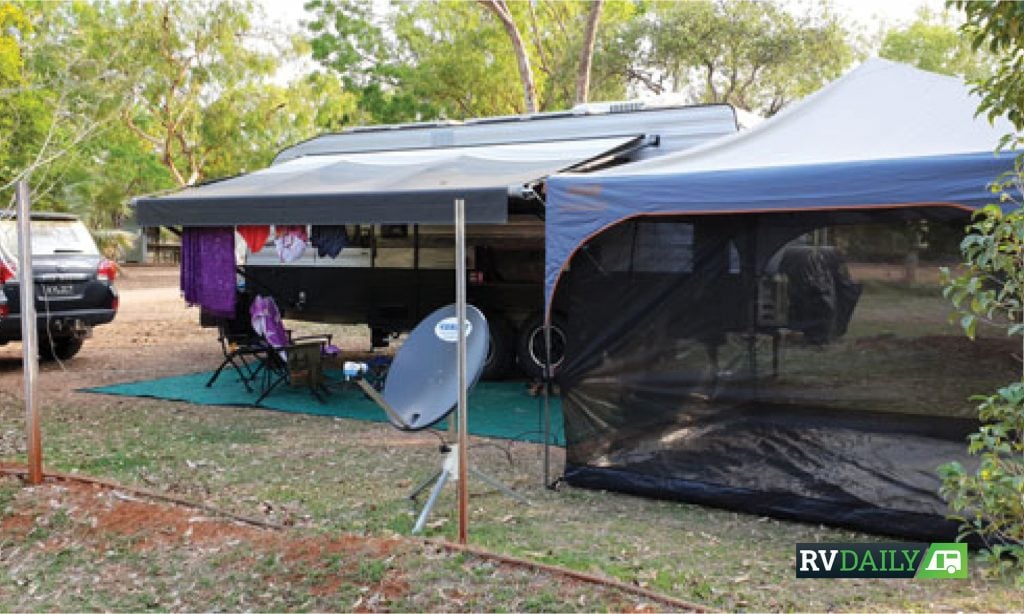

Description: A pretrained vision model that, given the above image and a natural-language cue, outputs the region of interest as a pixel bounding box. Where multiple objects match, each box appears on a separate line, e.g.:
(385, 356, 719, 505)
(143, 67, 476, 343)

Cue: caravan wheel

(481, 315, 515, 380)
(516, 314, 567, 380)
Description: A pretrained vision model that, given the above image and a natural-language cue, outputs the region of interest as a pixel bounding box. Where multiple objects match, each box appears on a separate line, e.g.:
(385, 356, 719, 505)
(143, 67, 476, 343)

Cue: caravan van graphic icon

(925, 549, 962, 575)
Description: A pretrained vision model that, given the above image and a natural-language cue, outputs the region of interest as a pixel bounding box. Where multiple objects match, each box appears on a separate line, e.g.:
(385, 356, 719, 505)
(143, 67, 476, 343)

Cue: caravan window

(633, 222, 695, 273)
(373, 224, 414, 268)
(588, 219, 741, 275)
(417, 225, 456, 269)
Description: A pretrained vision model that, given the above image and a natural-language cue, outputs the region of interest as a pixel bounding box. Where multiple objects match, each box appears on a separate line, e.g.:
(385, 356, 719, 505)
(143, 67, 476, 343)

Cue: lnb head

(343, 361, 368, 381)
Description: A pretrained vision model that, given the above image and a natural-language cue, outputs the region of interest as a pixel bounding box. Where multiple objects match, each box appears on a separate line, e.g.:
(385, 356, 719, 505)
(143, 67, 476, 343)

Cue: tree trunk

(904, 249, 919, 286)
(575, 0, 604, 105)
(479, 0, 539, 113)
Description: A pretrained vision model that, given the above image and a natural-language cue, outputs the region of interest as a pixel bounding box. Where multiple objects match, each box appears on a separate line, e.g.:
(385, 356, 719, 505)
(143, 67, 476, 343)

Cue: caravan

(234, 102, 740, 378)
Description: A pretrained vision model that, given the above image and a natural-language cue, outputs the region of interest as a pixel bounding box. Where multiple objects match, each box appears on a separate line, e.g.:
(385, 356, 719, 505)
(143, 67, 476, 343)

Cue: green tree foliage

(879, 8, 992, 79)
(1, 1, 130, 202)
(938, 381, 1024, 580)
(5, 0, 350, 233)
(116, 0, 290, 186)
(393, 0, 524, 117)
(634, 0, 853, 116)
(0, 2, 27, 82)
(306, 0, 636, 120)
(939, 1, 1024, 581)
(955, 1, 1024, 149)
(0, 1, 38, 195)
(305, 0, 436, 124)
(513, 0, 636, 110)
(941, 199, 1024, 580)
(59, 124, 176, 228)
(475, 0, 540, 113)
(403, 0, 637, 116)
(1, 0, 178, 230)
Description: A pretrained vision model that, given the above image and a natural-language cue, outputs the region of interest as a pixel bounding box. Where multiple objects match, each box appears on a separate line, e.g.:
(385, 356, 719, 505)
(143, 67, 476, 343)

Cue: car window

(0, 219, 100, 258)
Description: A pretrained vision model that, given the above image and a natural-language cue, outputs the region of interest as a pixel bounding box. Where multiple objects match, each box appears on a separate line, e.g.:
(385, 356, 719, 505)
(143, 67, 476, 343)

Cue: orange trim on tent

(542, 201, 975, 322)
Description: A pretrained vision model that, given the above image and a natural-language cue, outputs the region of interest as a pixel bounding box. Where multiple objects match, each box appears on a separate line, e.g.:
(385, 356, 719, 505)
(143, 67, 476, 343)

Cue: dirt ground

(0, 473, 691, 612)
(1, 265, 1020, 611)
(0, 266, 675, 612)
(0, 266, 376, 401)
(1, 266, 213, 393)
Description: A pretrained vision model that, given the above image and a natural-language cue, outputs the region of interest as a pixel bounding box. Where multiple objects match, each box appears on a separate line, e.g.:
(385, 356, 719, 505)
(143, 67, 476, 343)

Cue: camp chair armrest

(269, 340, 327, 354)
(291, 333, 333, 345)
(222, 332, 256, 345)
(233, 343, 272, 355)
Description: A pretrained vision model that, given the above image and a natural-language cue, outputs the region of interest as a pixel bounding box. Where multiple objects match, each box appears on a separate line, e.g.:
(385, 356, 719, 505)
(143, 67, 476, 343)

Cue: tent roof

(589, 58, 1015, 175)
(134, 136, 642, 226)
(544, 59, 1019, 307)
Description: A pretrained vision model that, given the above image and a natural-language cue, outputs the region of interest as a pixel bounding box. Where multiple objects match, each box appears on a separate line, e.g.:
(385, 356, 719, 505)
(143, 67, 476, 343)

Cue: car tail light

(0, 261, 15, 284)
(111, 295, 119, 311)
(97, 259, 117, 282)
(468, 270, 484, 285)
(0, 303, 7, 318)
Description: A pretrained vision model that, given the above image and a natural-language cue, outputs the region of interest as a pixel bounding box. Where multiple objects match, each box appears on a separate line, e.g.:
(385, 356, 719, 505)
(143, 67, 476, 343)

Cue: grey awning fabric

(133, 136, 643, 226)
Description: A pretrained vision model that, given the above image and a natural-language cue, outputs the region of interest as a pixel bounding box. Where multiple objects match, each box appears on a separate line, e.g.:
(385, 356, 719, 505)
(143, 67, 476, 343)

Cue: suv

(0, 213, 118, 360)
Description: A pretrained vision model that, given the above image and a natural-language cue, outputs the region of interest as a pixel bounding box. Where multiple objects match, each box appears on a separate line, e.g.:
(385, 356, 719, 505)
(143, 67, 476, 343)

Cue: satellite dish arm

(353, 379, 413, 430)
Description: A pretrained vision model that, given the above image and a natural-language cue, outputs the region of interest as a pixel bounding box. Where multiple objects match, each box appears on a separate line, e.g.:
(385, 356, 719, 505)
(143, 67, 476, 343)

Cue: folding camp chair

(206, 322, 265, 392)
(203, 294, 266, 393)
(247, 295, 339, 404)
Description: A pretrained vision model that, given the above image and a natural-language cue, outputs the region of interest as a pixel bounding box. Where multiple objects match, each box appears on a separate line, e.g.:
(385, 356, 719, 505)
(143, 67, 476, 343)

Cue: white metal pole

(15, 179, 42, 485)
(455, 198, 469, 544)
(543, 312, 552, 486)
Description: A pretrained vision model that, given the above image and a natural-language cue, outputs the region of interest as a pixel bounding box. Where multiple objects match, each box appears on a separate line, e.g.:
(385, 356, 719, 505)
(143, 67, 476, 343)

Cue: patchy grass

(0, 394, 1019, 612)
(0, 478, 663, 612)
(0, 266, 1020, 611)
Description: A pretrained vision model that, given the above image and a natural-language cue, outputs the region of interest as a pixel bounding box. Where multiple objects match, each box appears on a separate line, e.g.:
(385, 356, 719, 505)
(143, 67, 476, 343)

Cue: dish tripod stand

(408, 442, 530, 534)
(349, 375, 529, 534)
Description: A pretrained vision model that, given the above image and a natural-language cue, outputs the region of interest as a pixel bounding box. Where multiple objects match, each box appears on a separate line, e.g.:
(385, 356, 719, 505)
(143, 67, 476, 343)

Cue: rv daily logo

(795, 543, 967, 579)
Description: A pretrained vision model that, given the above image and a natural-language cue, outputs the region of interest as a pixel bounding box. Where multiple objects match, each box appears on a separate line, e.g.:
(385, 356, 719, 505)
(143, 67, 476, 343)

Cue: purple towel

(180, 227, 236, 318)
(250, 295, 290, 350)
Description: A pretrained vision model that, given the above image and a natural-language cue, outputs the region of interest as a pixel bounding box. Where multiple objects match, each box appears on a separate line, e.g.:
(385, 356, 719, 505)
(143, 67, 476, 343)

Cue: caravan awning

(133, 136, 644, 226)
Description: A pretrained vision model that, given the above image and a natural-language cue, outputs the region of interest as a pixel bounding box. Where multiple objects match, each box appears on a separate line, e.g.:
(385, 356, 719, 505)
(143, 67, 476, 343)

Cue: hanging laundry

(237, 225, 271, 253)
(274, 225, 308, 263)
(180, 227, 236, 318)
(310, 225, 349, 258)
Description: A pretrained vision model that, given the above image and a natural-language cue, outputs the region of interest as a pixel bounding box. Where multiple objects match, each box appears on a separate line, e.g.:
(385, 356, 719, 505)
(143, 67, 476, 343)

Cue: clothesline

(179, 224, 351, 318)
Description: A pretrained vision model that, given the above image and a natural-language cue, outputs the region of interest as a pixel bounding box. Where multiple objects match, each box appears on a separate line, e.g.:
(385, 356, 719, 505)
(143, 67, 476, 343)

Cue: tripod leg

(408, 469, 444, 501)
(469, 467, 530, 505)
(412, 470, 450, 534)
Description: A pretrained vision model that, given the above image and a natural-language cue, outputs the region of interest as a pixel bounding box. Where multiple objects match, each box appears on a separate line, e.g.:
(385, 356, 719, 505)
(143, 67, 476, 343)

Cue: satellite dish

(343, 303, 526, 534)
(377, 304, 489, 431)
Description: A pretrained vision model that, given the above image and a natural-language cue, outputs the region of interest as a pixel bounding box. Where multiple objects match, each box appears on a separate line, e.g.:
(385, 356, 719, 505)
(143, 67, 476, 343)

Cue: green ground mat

(83, 371, 564, 446)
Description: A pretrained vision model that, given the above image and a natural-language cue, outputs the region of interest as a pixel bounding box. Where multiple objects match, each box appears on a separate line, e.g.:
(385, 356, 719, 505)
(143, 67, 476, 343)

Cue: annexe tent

(542, 59, 1020, 541)
(545, 59, 1016, 305)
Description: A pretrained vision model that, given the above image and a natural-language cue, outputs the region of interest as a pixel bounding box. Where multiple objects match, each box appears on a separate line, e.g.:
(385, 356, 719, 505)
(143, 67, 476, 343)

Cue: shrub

(941, 176, 1024, 583)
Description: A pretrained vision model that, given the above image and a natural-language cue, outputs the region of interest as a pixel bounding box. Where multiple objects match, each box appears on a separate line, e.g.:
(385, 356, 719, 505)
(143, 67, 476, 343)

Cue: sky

(829, 0, 945, 27)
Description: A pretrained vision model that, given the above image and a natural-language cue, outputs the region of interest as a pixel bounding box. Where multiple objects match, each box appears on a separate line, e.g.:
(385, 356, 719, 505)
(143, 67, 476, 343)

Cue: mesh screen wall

(557, 209, 1015, 541)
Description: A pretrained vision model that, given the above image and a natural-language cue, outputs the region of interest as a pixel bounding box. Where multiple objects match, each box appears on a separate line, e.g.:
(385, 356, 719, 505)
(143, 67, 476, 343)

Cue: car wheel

(39, 337, 84, 362)
(516, 313, 567, 381)
(481, 315, 515, 380)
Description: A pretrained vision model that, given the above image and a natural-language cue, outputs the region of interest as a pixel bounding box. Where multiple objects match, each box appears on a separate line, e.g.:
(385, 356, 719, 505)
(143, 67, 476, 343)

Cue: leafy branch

(940, 165, 1024, 581)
